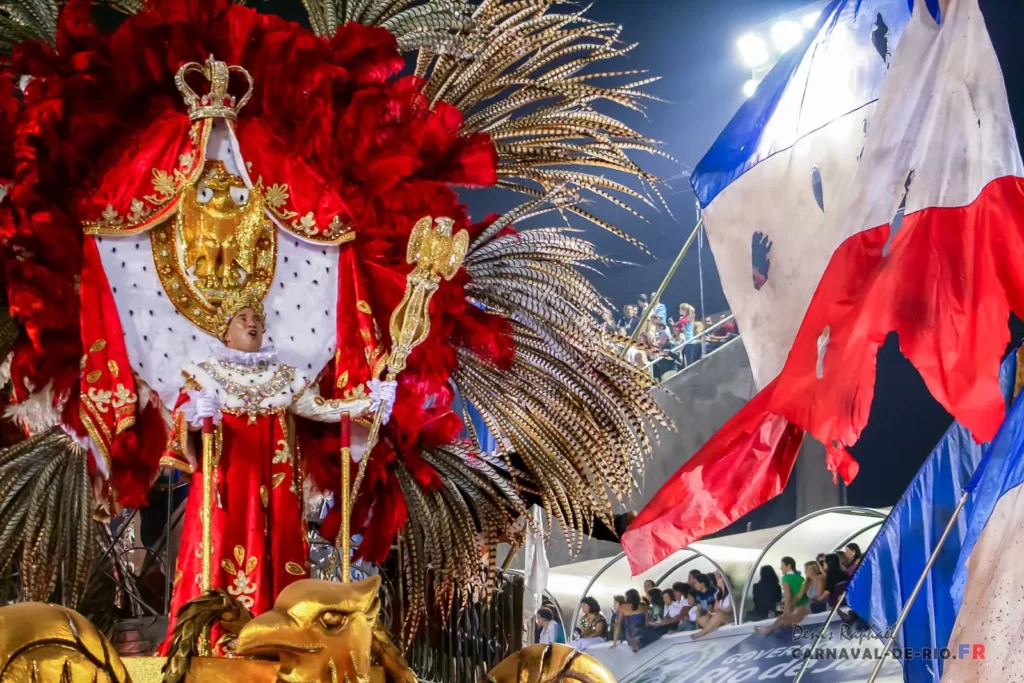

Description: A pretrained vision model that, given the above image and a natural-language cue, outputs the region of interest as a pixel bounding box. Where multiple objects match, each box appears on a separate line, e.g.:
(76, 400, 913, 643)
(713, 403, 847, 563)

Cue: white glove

(186, 388, 222, 428)
(367, 378, 397, 425)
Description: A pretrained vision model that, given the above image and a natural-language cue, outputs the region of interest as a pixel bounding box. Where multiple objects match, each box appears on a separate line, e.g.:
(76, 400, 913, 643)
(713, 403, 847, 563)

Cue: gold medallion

(152, 160, 276, 336)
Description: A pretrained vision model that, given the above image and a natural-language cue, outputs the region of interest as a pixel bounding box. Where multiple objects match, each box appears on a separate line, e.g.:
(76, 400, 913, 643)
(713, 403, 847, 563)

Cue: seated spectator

(816, 553, 827, 571)
(610, 589, 647, 652)
(685, 574, 714, 611)
(749, 565, 782, 621)
(692, 572, 734, 639)
(647, 588, 664, 622)
(804, 561, 828, 614)
(756, 557, 809, 634)
(569, 597, 607, 651)
(537, 607, 565, 644)
(824, 553, 847, 604)
(643, 579, 655, 594)
(635, 586, 686, 648)
(608, 595, 625, 643)
(843, 543, 863, 576)
(599, 309, 618, 334)
(680, 589, 702, 632)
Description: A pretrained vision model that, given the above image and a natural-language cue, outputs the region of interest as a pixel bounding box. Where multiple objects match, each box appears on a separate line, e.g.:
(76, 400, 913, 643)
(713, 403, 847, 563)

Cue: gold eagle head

(235, 576, 382, 683)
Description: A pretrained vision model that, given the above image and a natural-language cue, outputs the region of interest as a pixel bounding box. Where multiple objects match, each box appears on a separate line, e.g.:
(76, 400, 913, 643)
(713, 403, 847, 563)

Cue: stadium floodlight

(736, 33, 770, 68)
(742, 79, 759, 98)
(771, 20, 804, 54)
(802, 11, 820, 29)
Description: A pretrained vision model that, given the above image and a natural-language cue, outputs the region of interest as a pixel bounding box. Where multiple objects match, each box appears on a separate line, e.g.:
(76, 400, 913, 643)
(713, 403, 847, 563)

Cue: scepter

(199, 416, 216, 654)
(337, 216, 468, 579)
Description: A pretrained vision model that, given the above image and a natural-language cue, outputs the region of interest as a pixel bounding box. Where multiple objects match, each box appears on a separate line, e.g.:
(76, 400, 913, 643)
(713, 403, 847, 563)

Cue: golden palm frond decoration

(0, 0, 58, 57)
(394, 190, 670, 634)
(301, 0, 475, 52)
(0, 427, 95, 608)
(418, 0, 674, 247)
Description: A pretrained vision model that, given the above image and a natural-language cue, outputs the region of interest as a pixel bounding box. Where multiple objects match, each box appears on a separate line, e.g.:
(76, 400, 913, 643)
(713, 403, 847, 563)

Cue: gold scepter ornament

(199, 416, 216, 655)
(339, 216, 468, 577)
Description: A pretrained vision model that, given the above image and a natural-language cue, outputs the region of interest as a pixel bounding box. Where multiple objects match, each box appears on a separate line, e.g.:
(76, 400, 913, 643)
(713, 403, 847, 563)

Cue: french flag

(623, 0, 1024, 574)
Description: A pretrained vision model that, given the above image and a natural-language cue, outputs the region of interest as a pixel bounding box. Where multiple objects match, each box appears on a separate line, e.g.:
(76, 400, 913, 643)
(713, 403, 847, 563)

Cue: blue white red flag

(624, 0, 1024, 573)
(846, 349, 1019, 683)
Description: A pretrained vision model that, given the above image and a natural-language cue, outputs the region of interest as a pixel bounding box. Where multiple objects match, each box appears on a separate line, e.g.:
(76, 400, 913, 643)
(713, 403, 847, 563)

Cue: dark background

(235, 0, 1024, 510)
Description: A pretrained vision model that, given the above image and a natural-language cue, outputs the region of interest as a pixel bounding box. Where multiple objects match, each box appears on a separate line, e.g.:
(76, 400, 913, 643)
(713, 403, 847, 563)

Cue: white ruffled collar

(209, 344, 279, 367)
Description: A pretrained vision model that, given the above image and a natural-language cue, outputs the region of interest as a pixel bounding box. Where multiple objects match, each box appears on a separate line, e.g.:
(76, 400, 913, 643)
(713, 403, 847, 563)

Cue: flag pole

(618, 217, 703, 359)
(865, 490, 970, 683)
(793, 591, 846, 683)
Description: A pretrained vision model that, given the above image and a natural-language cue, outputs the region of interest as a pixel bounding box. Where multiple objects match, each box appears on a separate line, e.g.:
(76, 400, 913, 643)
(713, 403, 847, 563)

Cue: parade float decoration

(0, 0, 667, 680)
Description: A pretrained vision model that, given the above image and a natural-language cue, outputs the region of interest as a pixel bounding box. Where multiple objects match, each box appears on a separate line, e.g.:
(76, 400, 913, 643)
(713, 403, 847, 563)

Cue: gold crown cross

(175, 55, 254, 121)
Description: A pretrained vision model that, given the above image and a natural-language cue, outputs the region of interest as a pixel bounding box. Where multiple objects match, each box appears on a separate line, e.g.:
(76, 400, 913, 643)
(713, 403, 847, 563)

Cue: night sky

(192, 0, 1024, 508)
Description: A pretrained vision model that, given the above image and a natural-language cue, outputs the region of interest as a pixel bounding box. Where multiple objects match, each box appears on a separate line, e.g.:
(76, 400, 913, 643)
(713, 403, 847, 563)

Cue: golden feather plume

(0, 428, 96, 608)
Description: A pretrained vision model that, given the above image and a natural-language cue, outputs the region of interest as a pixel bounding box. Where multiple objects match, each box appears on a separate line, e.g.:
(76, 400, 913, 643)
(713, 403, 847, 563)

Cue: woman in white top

(692, 572, 734, 640)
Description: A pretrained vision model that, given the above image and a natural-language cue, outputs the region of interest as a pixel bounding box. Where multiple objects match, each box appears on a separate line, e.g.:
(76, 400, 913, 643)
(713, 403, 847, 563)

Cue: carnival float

(0, 0, 668, 680)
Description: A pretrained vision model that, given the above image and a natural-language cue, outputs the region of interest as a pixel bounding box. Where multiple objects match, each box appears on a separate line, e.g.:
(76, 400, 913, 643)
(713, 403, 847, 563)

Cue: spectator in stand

(824, 553, 847, 604)
(816, 553, 827, 571)
(687, 318, 705, 365)
(686, 573, 714, 610)
(749, 565, 782, 621)
(647, 588, 664, 622)
(599, 310, 618, 334)
(756, 557, 809, 634)
(618, 304, 639, 334)
(537, 607, 565, 644)
(702, 316, 723, 352)
(569, 597, 607, 651)
(692, 572, 734, 639)
(649, 293, 668, 326)
(638, 294, 649, 317)
(611, 588, 647, 652)
(608, 595, 625, 643)
(671, 303, 695, 336)
(660, 588, 677, 621)
(681, 588, 702, 632)
(643, 579, 655, 594)
(718, 313, 738, 339)
(843, 543, 863, 575)
(804, 561, 828, 614)
(636, 586, 686, 647)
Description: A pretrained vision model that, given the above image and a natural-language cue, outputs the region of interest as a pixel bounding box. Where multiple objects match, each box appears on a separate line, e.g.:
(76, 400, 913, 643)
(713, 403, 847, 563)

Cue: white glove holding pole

(186, 388, 223, 428)
(367, 378, 397, 424)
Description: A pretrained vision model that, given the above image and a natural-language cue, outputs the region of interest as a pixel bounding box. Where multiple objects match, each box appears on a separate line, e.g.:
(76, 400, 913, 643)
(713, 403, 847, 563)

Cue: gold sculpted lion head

(235, 577, 382, 683)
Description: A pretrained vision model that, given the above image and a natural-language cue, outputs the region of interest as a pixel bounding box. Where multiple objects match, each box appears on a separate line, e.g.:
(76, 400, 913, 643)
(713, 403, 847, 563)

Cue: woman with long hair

(804, 561, 828, 614)
(824, 553, 847, 596)
(843, 543, 863, 575)
(611, 588, 647, 652)
(692, 572, 734, 640)
(647, 587, 664, 622)
(750, 564, 782, 621)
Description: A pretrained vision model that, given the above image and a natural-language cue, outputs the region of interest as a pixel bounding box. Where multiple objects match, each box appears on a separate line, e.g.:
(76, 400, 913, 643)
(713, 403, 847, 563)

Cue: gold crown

(213, 290, 266, 339)
(175, 55, 253, 122)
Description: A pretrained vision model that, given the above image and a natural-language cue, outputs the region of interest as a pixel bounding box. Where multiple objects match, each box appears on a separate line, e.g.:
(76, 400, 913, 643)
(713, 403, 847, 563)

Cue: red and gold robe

(158, 346, 371, 650)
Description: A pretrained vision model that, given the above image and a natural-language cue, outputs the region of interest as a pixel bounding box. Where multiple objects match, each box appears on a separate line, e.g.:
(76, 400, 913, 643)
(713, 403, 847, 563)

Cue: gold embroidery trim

(82, 121, 212, 236)
(285, 562, 306, 576)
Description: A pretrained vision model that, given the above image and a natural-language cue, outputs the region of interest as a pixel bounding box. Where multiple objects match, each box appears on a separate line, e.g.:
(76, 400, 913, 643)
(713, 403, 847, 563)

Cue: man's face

(224, 307, 265, 352)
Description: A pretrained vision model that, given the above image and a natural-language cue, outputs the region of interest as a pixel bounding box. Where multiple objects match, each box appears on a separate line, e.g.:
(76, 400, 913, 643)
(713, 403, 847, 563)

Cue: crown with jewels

(175, 55, 254, 121)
